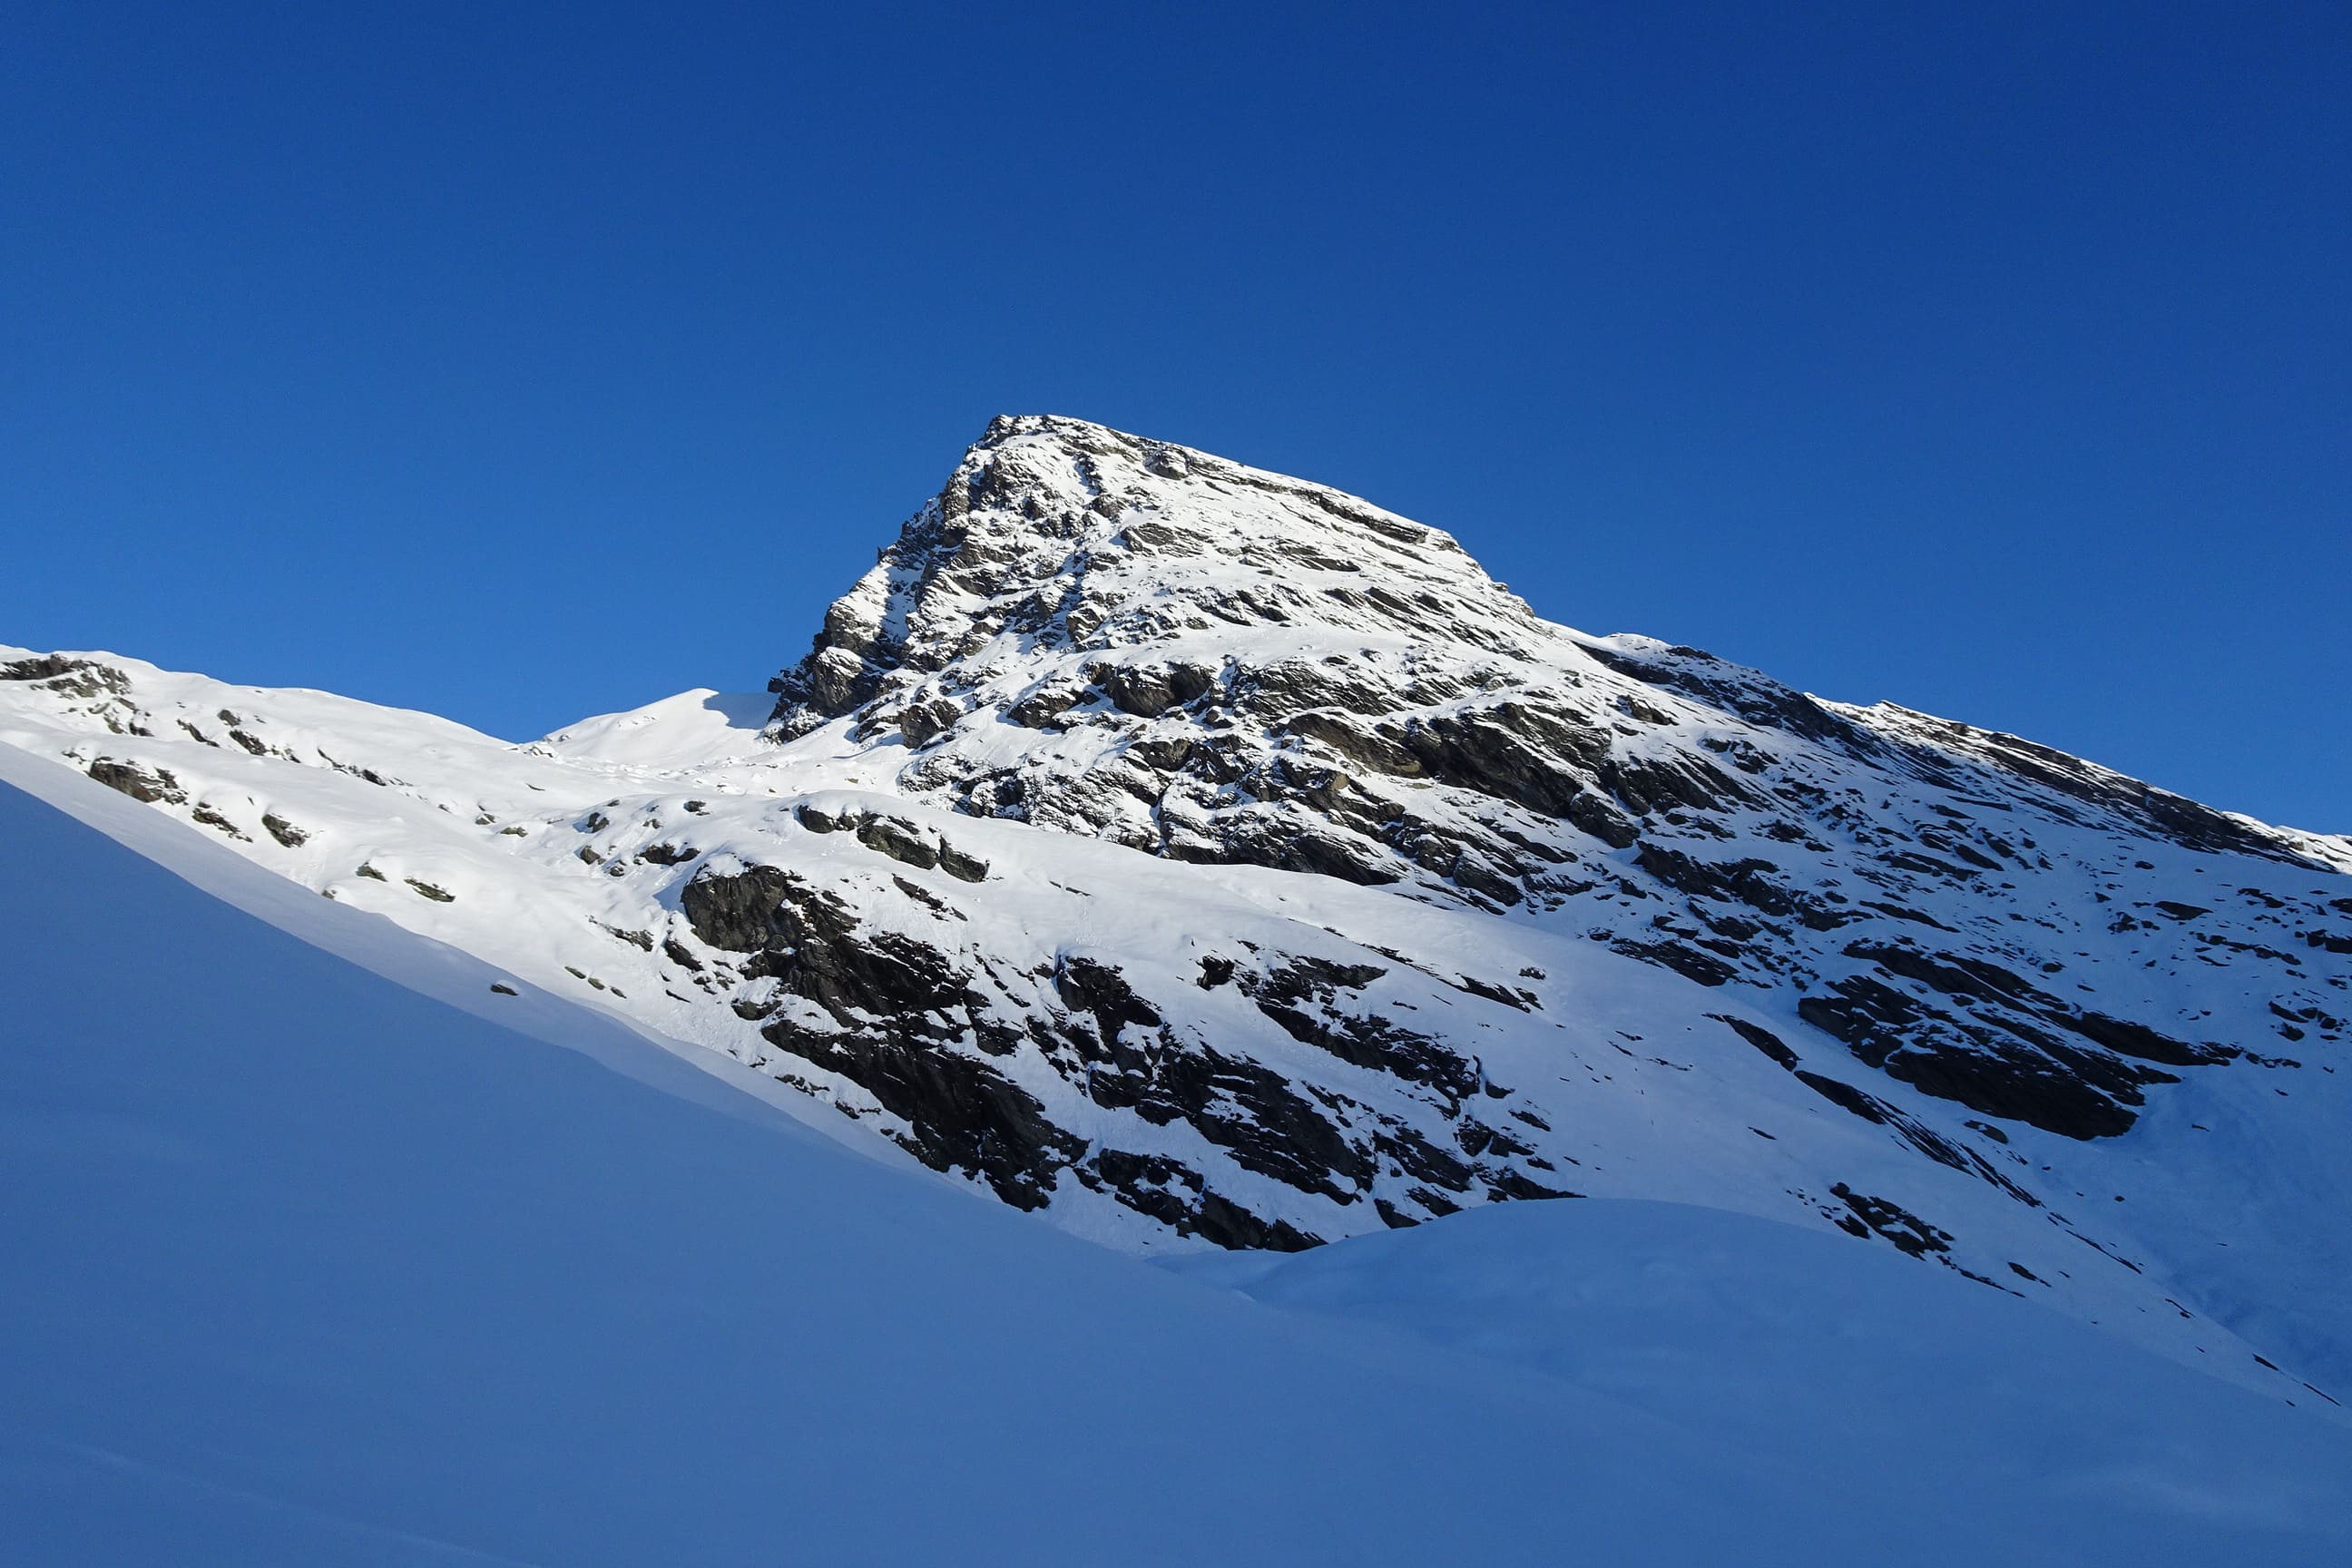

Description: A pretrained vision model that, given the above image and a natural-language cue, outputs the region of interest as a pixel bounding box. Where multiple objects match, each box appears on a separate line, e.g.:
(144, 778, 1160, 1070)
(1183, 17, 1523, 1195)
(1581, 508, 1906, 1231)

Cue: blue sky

(3, 3, 2344, 828)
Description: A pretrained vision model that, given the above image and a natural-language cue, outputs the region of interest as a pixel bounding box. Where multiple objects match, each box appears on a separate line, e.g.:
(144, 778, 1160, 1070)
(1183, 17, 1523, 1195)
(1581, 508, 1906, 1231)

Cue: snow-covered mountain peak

(761, 418, 2339, 908)
(5, 421, 2348, 1415)
(765, 414, 1540, 737)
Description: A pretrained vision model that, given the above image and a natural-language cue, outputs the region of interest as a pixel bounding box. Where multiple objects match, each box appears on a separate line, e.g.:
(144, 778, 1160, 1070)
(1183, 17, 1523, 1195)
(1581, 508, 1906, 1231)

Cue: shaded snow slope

(4, 415, 2347, 1411)
(1177, 1199, 2352, 1551)
(4, 764, 2349, 1563)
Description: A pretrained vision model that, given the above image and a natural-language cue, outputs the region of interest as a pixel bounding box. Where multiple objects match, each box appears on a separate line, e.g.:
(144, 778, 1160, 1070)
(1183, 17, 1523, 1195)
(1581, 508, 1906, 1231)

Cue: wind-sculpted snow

(4, 416, 2348, 1413)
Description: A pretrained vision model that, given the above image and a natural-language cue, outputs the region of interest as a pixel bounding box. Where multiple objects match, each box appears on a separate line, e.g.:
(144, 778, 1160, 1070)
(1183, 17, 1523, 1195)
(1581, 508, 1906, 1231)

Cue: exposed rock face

(86, 758, 182, 803)
(765, 416, 1662, 906)
(760, 416, 2347, 1155)
(678, 855, 1569, 1243)
(4, 655, 132, 701)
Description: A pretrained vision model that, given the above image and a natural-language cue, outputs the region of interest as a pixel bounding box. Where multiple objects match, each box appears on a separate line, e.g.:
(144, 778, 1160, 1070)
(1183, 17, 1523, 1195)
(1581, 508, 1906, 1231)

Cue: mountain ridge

(4, 415, 2347, 1409)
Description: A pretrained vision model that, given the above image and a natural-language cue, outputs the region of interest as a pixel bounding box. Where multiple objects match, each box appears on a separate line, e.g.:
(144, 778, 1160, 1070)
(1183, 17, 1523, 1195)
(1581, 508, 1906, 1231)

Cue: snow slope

(1178, 1199, 2352, 1551)
(3, 414, 2347, 1415)
(3, 760, 2348, 1564)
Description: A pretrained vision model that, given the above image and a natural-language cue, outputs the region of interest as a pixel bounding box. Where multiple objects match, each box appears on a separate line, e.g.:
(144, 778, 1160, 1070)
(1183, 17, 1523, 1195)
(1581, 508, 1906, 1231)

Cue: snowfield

(4, 757, 2348, 1565)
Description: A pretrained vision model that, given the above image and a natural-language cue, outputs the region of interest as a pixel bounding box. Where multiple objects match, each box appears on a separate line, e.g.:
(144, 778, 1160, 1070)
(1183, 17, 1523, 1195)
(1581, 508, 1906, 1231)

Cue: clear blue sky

(4, 3, 2344, 828)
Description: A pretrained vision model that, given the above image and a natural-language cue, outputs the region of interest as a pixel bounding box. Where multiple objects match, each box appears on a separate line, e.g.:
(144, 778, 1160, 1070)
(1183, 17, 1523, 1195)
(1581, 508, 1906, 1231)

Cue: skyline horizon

(5, 5, 2342, 830)
(12, 401, 2346, 838)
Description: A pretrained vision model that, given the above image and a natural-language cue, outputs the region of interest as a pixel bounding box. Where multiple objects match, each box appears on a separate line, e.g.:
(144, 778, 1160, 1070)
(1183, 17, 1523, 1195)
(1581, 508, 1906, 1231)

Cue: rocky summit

(5, 415, 2348, 1406)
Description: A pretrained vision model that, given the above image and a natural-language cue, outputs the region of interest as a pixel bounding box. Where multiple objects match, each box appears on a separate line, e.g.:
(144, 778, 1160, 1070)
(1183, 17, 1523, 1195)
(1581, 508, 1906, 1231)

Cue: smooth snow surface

(3, 763, 2350, 1564)
(1180, 1200, 2352, 1543)
(536, 687, 775, 770)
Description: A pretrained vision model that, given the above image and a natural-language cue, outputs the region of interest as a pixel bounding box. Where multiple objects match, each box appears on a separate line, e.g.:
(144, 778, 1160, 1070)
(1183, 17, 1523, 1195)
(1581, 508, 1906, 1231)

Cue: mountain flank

(5, 415, 2347, 1404)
